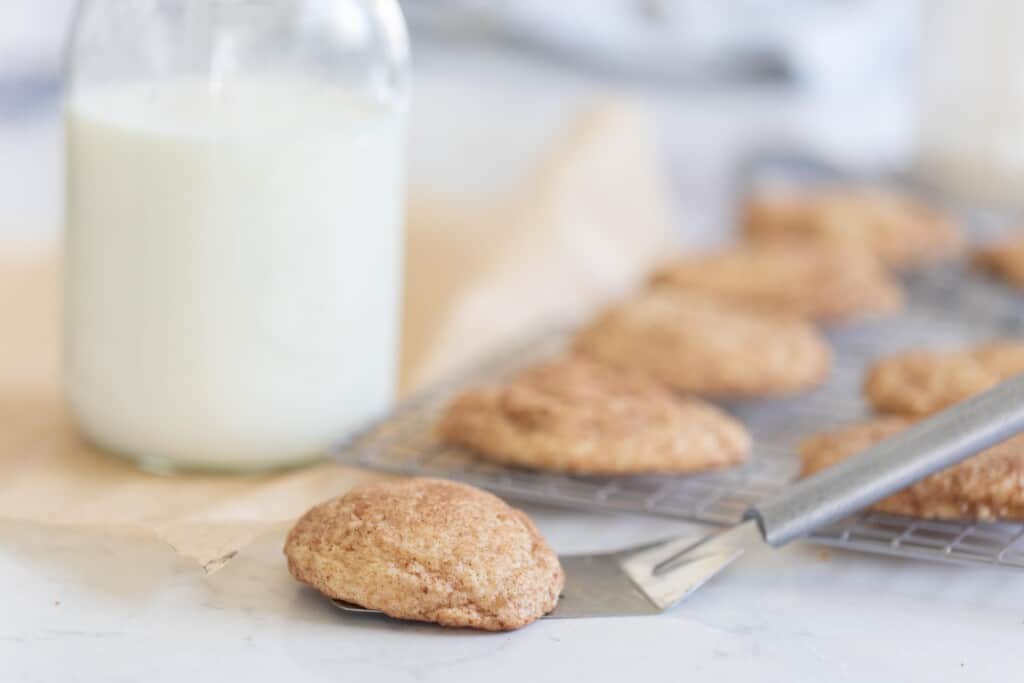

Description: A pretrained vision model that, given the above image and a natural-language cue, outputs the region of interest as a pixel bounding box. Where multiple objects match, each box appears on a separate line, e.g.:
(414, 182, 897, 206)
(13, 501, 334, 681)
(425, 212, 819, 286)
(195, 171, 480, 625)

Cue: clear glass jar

(64, 0, 410, 472)
(917, 0, 1024, 205)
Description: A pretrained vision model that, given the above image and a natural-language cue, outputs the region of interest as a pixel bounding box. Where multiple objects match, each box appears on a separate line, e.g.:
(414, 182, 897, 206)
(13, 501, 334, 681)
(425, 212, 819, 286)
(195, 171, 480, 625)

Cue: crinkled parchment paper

(0, 100, 675, 572)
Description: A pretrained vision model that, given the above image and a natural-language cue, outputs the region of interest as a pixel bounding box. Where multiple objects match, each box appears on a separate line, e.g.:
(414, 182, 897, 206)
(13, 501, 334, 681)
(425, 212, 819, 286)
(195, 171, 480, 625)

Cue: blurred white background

(0, 0, 918, 243)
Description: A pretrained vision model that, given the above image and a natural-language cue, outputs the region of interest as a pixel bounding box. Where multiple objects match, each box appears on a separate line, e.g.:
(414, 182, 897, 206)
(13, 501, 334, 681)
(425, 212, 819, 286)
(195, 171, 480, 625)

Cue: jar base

(86, 437, 330, 477)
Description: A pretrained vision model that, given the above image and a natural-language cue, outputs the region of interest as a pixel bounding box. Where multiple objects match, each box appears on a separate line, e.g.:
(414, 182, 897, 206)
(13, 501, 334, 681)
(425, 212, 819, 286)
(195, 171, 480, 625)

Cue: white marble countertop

(3, 506, 1021, 682)
(2, 40, 1015, 683)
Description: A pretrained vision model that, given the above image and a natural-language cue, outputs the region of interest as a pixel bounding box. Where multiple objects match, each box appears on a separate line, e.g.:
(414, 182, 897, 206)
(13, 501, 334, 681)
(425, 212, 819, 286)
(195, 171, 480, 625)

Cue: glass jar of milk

(64, 1, 409, 472)
(918, 0, 1024, 204)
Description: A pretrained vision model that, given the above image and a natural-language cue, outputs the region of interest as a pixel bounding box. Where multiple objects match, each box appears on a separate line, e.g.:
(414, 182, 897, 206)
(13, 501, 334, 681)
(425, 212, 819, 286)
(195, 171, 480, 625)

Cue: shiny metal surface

(329, 525, 765, 620)
(749, 374, 1024, 546)
(333, 157, 1024, 570)
(334, 284, 1024, 569)
(621, 520, 761, 610)
(329, 374, 1024, 624)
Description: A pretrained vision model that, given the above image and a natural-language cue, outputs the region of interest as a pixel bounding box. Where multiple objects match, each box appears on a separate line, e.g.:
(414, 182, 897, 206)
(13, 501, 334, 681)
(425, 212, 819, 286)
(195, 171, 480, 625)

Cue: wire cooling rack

(334, 261, 1024, 569)
(334, 163, 1024, 569)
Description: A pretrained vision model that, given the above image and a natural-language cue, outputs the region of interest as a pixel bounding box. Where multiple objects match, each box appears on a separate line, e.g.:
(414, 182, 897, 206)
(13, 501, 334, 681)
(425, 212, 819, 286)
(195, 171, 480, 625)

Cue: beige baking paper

(0, 100, 676, 572)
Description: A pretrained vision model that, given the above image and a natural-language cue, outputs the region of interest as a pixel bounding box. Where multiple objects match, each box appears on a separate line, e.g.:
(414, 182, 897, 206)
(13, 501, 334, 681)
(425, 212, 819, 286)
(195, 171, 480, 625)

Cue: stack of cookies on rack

(777, 185, 1024, 522)
(800, 340, 1024, 521)
(439, 184, 965, 479)
(286, 182, 1024, 631)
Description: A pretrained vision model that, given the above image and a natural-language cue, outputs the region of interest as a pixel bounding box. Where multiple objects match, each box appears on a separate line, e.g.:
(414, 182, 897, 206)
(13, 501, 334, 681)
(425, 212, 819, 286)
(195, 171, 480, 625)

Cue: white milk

(64, 78, 405, 470)
(918, 1, 1024, 204)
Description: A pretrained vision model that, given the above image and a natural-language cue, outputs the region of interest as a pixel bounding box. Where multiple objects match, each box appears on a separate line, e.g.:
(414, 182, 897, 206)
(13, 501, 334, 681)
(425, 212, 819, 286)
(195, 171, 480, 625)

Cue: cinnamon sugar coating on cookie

(438, 356, 750, 474)
(650, 242, 903, 323)
(743, 187, 962, 269)
(801, 418, 1024, 521)
(974, 236, 1024, 288)
(574, 289, 831, 398)
(284, 478, 564, 631)
(864, 341, 1024, 416)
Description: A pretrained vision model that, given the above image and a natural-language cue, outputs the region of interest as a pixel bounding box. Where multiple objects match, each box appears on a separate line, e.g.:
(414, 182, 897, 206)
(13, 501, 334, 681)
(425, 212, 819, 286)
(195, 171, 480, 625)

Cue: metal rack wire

(334, 234, 1024, 570)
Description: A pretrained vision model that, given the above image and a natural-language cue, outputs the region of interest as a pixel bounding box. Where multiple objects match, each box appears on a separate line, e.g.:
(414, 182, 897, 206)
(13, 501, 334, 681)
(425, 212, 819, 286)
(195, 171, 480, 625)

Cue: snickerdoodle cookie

(801, 418, 1024, 521)
(864, 341, 1024, 416)
(974, 236, 1024, 288)
(284, 478, 564, 631)
(650, 242, 903, 322)
(742, 187, 962, 269)
(573, 289, 831, 397)
(438, 356, 750, 474)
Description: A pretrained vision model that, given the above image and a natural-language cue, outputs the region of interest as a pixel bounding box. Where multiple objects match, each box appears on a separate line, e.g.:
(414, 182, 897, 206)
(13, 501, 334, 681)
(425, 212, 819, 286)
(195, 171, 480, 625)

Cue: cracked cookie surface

(974, 236, 1024, 288)
(650, 242, 903, 323)
(284, 478, 564, 631)
(864, 341, 1024, 416)
(801, 418, 1024, 521)
(439, 356, 750, 474)
(743, 187, 962, 269)
(573, 289, 831, 397)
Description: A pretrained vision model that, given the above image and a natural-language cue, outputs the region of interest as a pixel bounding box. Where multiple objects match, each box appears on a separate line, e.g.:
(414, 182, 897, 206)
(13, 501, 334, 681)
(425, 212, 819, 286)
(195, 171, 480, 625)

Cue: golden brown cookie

(284, 478, 564, 631)
(864, 341, 1024, 416)
(973, 236, 1024, 288)
(801, 418, 1024, 521)
(650, 242, 903, 323)
(742, 186, 962, 269)
(438, 356, 750, 474)
(573, 289, 831, 397)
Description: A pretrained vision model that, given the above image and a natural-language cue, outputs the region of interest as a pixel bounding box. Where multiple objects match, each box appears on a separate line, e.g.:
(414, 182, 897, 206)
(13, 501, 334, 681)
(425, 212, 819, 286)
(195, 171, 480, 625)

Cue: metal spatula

(334, 374, 1024, 619)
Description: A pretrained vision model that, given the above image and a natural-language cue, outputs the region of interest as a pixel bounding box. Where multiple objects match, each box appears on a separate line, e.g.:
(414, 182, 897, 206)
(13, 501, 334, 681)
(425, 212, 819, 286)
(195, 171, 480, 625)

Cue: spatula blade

(545, 554, 662, 618)
(328, 523, 763, 621)
(620, 520, 761, 611)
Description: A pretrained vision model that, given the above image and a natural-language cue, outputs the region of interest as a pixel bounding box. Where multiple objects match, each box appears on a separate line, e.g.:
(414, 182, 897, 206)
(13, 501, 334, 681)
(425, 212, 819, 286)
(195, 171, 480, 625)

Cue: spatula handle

(746, 374, 1024, 546)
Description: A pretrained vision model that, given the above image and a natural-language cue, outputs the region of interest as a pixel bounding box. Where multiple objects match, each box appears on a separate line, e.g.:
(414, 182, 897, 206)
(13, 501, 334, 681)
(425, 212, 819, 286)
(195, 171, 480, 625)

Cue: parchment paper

(0, 100, 676, 572)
